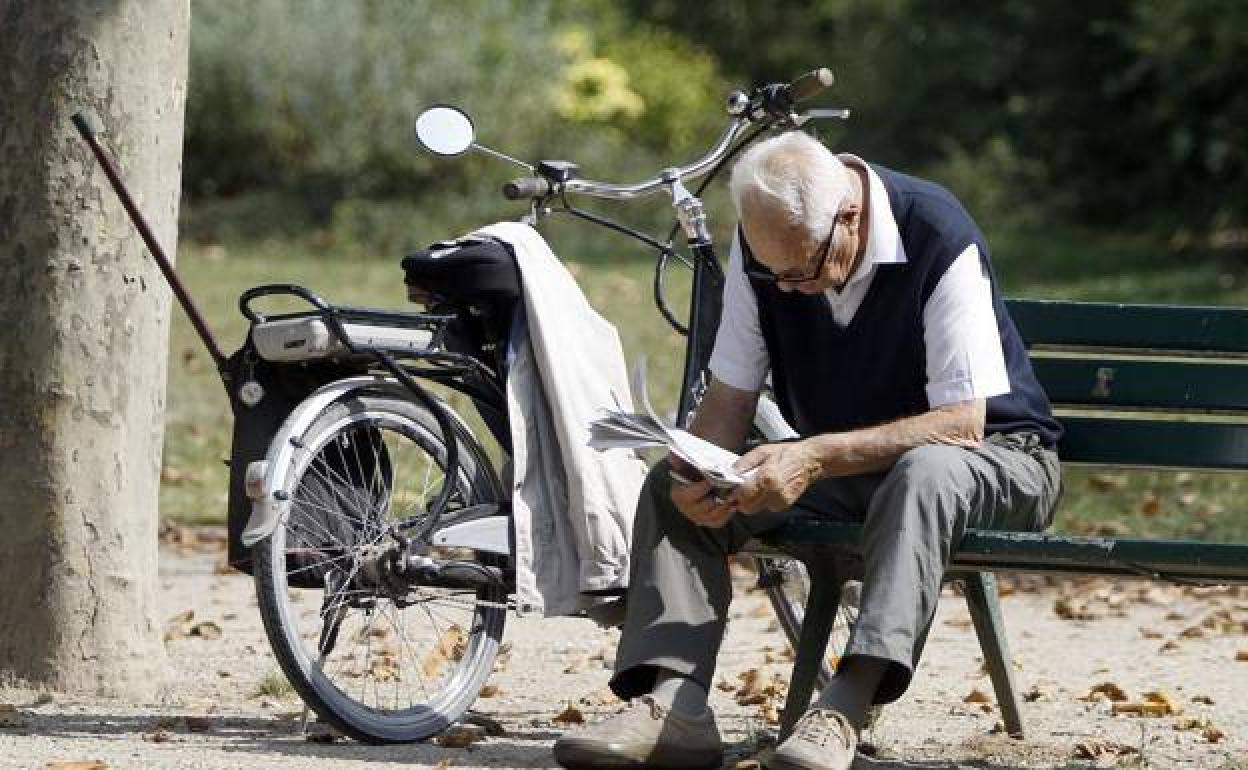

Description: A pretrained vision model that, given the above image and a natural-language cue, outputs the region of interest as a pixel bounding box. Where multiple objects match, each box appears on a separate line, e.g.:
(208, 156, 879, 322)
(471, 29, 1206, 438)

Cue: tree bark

(0, 0, 189, 698)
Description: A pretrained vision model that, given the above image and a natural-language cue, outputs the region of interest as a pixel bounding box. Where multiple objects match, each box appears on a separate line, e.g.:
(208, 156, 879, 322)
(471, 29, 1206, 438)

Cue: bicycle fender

(240, 375, 482, 547)
(240, 375, 388, 547)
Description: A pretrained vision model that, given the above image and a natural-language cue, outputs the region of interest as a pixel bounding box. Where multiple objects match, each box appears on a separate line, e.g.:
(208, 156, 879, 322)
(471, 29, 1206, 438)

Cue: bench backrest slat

(1028, 357, 1248, 412)
(1007, 299, 1248, 354)
(1059, 416, 1248, 469)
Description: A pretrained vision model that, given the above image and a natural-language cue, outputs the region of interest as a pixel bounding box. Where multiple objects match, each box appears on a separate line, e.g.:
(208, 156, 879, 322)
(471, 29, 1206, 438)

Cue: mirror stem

(471, 143, 533, 171)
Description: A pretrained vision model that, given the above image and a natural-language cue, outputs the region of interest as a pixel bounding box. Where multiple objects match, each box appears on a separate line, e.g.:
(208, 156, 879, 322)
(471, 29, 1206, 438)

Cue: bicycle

(75, 67, 860, 746)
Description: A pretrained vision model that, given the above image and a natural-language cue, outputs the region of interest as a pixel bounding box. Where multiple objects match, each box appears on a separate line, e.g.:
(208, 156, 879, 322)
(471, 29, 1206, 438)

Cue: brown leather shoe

(553, 695, 723, 769)
(765, 708, 857, 770)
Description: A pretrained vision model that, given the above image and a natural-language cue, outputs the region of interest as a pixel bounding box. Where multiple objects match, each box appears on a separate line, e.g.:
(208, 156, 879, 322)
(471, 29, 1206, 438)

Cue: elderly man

(554, 132, 1062, 770)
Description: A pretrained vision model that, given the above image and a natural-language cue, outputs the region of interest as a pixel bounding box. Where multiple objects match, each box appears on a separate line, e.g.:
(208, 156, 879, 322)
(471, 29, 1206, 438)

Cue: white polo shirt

(708, 157, 1011, 409)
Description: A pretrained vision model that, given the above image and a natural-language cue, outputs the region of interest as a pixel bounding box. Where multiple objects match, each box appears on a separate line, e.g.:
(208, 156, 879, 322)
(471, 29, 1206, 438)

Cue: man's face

(741, 199, 862, 294)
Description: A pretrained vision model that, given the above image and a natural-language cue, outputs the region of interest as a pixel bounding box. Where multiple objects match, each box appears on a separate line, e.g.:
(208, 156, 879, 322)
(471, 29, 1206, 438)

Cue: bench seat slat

(1032, 357, 1248, 412)
(1057, 416, 1248, 469)
(762, 520, 1248, 584)
(1007, 299, 1248, 354)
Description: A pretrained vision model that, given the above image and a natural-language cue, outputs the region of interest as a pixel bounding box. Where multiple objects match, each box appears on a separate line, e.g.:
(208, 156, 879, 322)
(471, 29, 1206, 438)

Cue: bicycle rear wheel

(758, 557, 859, 693)
(253, 393, 506, 744)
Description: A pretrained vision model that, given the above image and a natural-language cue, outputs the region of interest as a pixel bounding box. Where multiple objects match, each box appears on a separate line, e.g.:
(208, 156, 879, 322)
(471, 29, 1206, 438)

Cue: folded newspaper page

(588, 359, 753, 489)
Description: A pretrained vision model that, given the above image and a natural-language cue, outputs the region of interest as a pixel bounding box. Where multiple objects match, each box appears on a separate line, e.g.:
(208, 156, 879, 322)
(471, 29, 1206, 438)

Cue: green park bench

(754, 298, 1248, 738)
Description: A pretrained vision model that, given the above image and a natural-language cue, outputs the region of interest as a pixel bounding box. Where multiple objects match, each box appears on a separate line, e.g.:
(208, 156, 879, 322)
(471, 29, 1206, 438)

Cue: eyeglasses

(742, 218, 839, 285)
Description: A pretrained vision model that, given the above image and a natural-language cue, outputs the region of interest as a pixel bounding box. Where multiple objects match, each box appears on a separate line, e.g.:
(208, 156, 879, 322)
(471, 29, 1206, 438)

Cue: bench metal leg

(962, 570, 1025, 737)
(779, 561, 842, 740)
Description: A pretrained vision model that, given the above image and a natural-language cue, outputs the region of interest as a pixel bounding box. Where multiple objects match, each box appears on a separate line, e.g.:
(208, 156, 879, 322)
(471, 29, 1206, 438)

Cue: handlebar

(505, 67, 836, 202)
(788, 67, 835, 105)
(502, 176, 552, 200)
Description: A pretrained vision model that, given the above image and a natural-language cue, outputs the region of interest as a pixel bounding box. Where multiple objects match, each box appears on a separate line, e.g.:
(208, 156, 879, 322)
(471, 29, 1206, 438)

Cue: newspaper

(588, 359, 753, 489)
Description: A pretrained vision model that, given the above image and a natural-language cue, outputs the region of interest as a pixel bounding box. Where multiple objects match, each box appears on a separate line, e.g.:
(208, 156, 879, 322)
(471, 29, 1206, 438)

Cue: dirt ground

(2, 531, 1246, 770)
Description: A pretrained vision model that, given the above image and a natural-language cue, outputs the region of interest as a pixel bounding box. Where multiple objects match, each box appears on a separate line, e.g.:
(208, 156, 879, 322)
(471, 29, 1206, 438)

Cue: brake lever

(791, 108, 853, 127)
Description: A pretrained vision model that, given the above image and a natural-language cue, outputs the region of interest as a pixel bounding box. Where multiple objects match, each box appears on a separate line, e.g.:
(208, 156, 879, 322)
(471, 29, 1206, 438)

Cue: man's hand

(670, 465, 738, 528)
(730, 441, 820, 514)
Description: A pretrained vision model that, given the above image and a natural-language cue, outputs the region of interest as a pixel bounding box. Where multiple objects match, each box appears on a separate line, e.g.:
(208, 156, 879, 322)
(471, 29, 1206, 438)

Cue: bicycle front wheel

(253, 393, 506, 744)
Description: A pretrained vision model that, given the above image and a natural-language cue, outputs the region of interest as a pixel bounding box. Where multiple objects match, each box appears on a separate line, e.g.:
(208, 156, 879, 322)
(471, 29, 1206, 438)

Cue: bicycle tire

(253, 393, 506, 744)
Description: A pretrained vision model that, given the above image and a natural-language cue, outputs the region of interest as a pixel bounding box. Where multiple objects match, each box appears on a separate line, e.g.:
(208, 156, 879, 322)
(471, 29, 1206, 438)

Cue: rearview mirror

(414, 105, 475, 156)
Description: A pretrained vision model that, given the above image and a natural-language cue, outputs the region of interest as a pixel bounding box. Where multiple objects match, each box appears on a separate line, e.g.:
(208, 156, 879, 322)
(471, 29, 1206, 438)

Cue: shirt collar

(838, 154, 907, 285)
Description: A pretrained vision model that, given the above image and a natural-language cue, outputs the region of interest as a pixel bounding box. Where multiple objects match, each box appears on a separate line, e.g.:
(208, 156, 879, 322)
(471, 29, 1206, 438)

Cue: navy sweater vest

(744, 164, 1062, 448)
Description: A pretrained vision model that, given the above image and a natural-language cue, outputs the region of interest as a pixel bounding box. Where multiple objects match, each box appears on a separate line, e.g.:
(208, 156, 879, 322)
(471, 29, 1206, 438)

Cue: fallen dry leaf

(188, 622, 222, 640)
(1054, 596, 1101, 621)
(1236, 649, 1248, 662)
(760, 701, 781, 725)
(735, 760, 762, 770)
(552, 703, 585, 725)
(1139, 627, 1164, 639)
(1082, 682, 1128, 702)
(435, 724, 485, 748)
(1202, 726, 1225, 743)
(1159, 640, 1181, 653)
(1179, 626, 1205, 639)
(1113, 691, 1181, 717)
(1191, 695, 1215, 705)
(716, 679, 736, 693)
(963, 688, 991, 704)
(1074, 741, 1138, 760)
(369, 656, 401, 683)
(45, 763, 110, 770)
(0, 703, 29, 728)
(421, 625, 466, 679)
(763, 647, 794, 664)
(1139, 494, 1161, 516)
(478, 684, 501, 698)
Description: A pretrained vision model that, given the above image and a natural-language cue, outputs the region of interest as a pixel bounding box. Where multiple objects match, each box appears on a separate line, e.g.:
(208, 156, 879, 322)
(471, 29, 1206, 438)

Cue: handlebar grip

(502, 176, 552, 200)
(788, 67, 835, 103)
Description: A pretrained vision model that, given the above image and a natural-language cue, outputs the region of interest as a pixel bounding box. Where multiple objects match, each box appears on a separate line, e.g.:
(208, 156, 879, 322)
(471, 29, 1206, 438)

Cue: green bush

(185, 0, 733, 256)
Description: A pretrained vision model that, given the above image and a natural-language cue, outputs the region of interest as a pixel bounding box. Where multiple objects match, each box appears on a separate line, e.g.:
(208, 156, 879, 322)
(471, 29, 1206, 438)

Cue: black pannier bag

(224, 341, 371, 579)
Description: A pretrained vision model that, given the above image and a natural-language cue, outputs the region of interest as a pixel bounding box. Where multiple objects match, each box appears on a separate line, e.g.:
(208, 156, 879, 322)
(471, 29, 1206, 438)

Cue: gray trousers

(609, 433, 1062, 705)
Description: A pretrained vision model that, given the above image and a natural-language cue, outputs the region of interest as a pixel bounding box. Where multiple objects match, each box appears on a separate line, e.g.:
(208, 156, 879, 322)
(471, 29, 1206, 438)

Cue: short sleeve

(922, 244, 1010, 406)
(708, 230, 770, 392)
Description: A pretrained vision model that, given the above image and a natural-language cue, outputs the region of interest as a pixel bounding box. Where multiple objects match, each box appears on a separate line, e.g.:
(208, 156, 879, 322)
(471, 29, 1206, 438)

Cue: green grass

(161, 217, 1247, 543)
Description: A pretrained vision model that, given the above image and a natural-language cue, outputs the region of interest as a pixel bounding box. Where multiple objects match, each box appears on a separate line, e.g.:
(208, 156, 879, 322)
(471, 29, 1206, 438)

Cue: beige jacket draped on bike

(476, 221, 647, 617)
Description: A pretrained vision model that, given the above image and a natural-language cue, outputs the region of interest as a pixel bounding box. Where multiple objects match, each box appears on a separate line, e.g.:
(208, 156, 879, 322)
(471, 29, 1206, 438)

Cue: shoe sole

(762, 748, 852, 770)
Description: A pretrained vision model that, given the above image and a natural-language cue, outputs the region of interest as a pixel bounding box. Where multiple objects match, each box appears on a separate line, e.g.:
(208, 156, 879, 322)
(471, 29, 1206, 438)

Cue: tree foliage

(626, 0, 1247, 233)
(185, 0, 1246, 239)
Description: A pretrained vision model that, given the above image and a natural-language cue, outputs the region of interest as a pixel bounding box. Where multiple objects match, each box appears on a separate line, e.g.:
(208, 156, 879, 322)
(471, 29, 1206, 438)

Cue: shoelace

(794, 709, 851, 750)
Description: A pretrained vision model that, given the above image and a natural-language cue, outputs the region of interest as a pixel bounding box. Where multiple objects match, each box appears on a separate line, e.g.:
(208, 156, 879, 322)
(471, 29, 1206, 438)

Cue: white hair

(729, 132, 849, 241)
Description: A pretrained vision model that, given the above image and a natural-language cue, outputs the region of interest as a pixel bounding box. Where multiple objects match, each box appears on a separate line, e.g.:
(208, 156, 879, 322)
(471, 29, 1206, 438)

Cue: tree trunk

(0, 0, 190, 698)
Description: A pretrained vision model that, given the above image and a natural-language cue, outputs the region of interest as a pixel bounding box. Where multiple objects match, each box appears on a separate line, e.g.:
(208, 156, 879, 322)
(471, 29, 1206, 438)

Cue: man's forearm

(688, 377, 760, 453)
(802, 399, 986, 478)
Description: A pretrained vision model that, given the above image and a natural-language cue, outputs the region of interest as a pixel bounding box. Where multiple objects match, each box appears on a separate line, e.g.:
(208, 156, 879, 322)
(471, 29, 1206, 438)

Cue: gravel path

(1, 535, 1245, 769)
